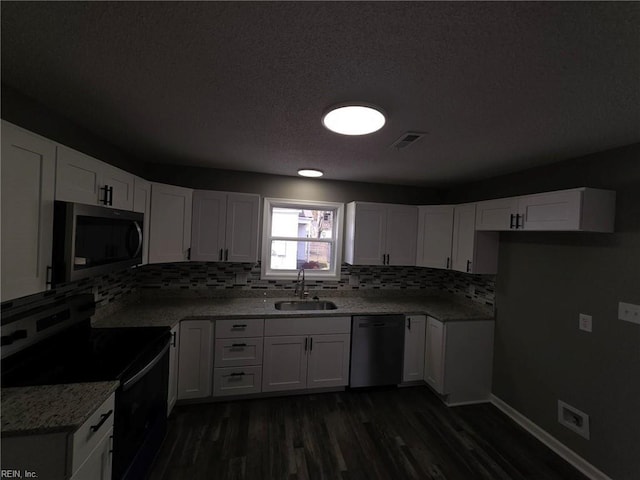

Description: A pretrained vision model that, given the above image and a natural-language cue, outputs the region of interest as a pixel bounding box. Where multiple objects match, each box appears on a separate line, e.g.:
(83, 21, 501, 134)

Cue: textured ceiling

(1, 1, 639, 187)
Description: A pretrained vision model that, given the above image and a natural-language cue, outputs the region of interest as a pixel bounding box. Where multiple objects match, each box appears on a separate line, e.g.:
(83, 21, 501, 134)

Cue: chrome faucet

(294, 268, 307, 300)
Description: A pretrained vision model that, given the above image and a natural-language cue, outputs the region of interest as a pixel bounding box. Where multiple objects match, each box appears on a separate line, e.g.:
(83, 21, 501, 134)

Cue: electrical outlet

(234, 272, 248, 285)
(579, 313, 592, 332)
(558, 400, 590, 439)
(618, 302, 640, 325)
(349, 274, 359, 286)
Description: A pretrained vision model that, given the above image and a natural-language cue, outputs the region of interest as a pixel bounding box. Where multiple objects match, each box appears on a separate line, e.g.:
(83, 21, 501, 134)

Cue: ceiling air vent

(390, 131, 426, 150)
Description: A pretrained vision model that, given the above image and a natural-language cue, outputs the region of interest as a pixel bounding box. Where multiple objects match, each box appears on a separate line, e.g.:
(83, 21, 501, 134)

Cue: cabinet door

(71, 428, 113, 480)
(55, 145, 102, 205)
(307, 334, 351, 389)
(518, 190, 582, 231)
(1, 122, 56, 301)
(148, 183, 193, 263)
(133, 177, 151, 264)
(475, 197, 519, 231)
(167, 325, 179, 416)
(177, 320, 213, 400)
(262, 336, 308, 392)
(451, 203, 476, 273)
(424, 317, 445, 394)
(346, 203, 386, 265)
(403, 315, 426, 383)
(416, 205, 454, 269)
(385, 205, 418, 266)
(102, 164, 134, 210)
(225, 193, 260, 263)
(190, 190, 227, 261)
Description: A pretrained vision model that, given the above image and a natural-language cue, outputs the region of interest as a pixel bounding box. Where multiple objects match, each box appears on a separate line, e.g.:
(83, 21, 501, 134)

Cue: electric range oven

(1, 295, 170, 480)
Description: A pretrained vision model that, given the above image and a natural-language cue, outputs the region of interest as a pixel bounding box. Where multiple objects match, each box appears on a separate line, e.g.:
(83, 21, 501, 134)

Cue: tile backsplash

(0, 268, 139, 318)
(136, 262, 495, 307)
(1, 262, 495, 318)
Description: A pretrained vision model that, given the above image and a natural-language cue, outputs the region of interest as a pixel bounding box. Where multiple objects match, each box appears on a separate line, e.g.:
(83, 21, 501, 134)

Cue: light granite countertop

(1, 381, 119, 437)
(2, 292, 492, 437)
(93, 292, 494, 329)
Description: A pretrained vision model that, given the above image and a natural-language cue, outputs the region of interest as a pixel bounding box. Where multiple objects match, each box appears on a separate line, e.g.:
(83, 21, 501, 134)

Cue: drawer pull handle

(231, 343, 247, 347)
(232, 324, 247, 329)
(229, 372, 245, 377)
(90, 409, 113, 433)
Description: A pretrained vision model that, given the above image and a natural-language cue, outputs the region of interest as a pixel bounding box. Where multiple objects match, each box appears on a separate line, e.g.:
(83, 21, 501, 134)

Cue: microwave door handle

(132, 221, 143, 258)
(126, 221, 143, 258)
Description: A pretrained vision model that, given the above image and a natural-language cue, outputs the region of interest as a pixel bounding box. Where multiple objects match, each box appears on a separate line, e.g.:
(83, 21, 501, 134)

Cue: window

(261, 198, 344, 280)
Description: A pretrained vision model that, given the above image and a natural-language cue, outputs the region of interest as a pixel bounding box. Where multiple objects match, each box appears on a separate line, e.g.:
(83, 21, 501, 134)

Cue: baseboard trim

(490, 395, 612, 480)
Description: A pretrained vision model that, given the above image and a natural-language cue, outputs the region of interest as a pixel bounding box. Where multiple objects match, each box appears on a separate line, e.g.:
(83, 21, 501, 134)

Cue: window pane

(270, 240, 332, 270)
(271, 207, 334, 239)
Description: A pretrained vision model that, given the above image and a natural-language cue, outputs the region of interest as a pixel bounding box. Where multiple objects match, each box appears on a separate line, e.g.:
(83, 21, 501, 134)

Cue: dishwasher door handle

(358, 322, 387, 328)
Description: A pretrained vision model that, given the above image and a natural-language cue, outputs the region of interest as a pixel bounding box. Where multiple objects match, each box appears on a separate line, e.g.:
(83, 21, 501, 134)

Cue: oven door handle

(122, 342, 170, 392)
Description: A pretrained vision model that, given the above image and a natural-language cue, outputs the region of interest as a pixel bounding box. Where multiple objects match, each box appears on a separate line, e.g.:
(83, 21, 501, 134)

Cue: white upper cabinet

(451, 204, 499, 274)
(148, 182, 193, 263)
(133, 177, 151, 264)
(55, 145, 134, 210)
(416, 205, 455, 269)
(345, 202, 417, 266)
(191, 190, 260, 263)
(1, 121, 56, 301)
(476, 188, 615, 232)
(475, 197, 519, 231)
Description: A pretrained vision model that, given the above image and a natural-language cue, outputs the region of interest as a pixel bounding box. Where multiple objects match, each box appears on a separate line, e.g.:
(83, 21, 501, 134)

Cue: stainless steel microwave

(52, 201, 143, 285)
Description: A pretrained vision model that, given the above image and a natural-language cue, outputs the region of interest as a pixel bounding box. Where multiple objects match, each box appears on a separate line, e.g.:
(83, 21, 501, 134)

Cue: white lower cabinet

(402, 315, 426, 383)
(71, 427, 113, 480)
(262, 317, 351, 393)
(177, 320, 213, 400)
(2, 393, 115, 480)
(424, 316, 494, 406)
(213, 318, 264, 397)
(167, 324, 180, 415)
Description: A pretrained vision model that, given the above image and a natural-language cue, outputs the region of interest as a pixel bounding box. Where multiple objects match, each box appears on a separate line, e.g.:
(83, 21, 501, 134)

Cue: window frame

(261, 197, 344, 281)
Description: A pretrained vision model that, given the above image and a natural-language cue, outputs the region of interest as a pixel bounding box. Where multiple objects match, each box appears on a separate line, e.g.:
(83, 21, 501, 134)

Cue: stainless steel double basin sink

(274, 300, 338, 311)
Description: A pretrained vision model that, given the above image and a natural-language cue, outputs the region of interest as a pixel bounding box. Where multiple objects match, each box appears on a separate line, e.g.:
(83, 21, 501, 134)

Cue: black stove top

(1, 295, 170, 388)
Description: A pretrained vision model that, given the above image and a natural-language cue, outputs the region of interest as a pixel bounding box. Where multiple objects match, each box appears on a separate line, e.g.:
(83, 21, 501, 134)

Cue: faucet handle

(302, 291, 310, 300)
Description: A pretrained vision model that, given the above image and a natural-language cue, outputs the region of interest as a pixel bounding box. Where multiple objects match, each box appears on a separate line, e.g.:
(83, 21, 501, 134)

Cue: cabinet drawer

(215, 318, 264, 338)
(265, 316, 351, 336)
(72, 392, 115, 474)
(214, 337, 263, 367)
(213, 366, 262, 397)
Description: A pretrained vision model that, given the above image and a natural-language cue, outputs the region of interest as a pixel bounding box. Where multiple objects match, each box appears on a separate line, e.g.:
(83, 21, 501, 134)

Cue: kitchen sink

(274, 300, 338, 311)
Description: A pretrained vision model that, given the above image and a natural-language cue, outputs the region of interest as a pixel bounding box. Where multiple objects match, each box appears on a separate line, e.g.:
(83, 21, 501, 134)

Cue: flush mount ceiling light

(297, 168, 324, 178)
(322, 104, 386, 135)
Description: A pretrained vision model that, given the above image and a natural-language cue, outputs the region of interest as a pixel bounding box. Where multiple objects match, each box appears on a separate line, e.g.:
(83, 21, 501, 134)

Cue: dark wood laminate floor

(148, 387, 588, 480)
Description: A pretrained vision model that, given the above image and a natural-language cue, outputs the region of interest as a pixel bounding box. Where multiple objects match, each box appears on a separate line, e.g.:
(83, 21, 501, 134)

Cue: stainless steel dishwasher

(349, 315, 405, 388)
